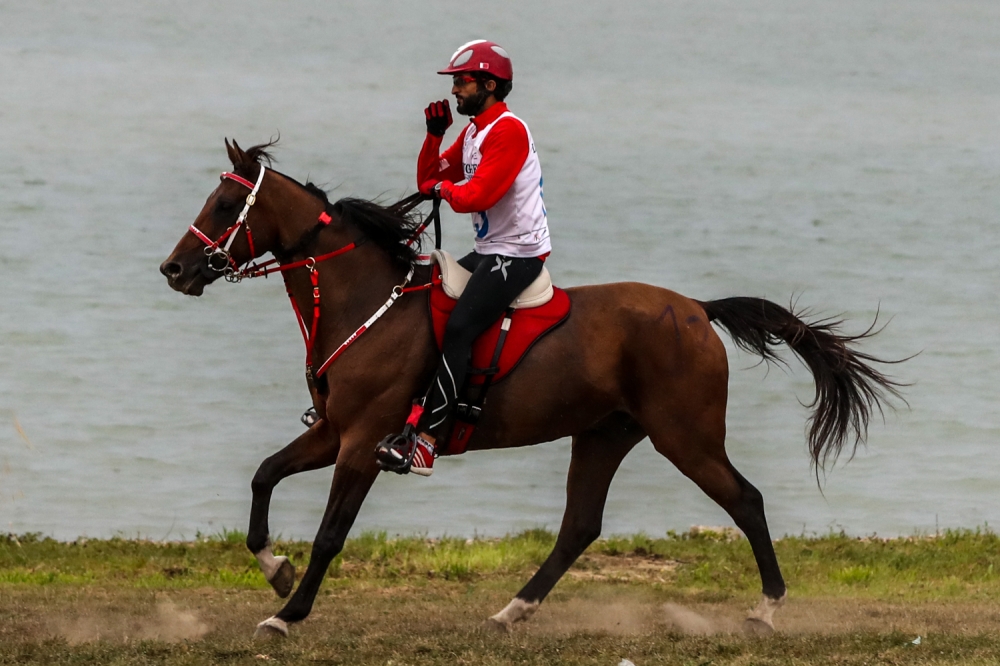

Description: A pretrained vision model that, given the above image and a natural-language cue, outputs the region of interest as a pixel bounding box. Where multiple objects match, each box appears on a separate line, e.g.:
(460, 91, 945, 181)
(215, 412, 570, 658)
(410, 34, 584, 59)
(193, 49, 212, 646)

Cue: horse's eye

(215, 198, 238, 214)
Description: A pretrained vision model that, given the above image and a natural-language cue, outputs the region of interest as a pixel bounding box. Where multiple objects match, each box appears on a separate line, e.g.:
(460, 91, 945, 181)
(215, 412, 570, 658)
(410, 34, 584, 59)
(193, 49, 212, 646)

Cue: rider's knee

(443, 317, 479, 350)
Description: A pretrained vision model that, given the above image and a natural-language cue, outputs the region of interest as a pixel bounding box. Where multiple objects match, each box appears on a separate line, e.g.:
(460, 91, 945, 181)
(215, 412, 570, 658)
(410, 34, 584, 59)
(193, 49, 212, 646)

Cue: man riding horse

(375, 40, 551, 477)
(163, 87, 901, 636)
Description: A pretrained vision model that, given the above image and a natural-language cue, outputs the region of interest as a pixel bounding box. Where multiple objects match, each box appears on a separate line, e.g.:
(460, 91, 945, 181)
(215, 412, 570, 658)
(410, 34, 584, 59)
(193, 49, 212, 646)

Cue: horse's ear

(225, 138, 244, 168)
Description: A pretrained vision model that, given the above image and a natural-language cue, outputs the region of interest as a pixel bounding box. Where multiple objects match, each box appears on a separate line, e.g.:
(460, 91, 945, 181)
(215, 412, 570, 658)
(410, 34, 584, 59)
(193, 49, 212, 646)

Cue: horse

(160, 140, 902, 638)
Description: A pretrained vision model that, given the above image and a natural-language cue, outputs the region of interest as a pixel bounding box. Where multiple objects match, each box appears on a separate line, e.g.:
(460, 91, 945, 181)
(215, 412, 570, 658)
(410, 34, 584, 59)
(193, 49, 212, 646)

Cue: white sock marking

(254, 545, 287, 581)
(489, 597, 539, 627)
(747, 592, 786, 628)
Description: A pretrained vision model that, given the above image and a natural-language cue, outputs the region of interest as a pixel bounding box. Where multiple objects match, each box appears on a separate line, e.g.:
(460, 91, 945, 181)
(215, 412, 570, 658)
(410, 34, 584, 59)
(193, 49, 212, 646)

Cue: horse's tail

(697, 296, 906, 474)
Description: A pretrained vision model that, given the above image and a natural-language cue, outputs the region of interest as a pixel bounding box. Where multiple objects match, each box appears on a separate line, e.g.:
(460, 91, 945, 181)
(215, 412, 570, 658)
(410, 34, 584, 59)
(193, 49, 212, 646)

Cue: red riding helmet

(438, 40, 513, 81)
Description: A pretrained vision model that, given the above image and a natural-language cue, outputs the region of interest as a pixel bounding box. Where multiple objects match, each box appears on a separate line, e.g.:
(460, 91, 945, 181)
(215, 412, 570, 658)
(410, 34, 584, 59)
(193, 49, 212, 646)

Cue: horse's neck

(291, 244, 406, 349)
(263, 184, 419, 372)
(267, 182, 326, 257)
(322, 246, 402, 311)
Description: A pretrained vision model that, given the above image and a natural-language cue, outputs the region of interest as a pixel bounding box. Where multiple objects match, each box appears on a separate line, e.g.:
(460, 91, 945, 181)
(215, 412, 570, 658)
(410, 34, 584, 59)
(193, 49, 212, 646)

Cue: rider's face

(452, 75, 495, 116)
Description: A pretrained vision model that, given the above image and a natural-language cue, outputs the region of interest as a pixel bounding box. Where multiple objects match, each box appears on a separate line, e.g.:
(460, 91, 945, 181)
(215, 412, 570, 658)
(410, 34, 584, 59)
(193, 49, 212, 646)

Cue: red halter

(188, 168, 266, 278)
(190, 167, 430, 378)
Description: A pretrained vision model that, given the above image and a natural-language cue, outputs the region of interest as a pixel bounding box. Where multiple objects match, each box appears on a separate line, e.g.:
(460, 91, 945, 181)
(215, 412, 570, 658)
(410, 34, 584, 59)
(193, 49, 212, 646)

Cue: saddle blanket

(428, 266, 571, 385)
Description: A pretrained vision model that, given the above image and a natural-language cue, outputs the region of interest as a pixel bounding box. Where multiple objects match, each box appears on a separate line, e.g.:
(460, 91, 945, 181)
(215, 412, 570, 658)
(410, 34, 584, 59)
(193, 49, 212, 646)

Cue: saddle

(428, 250, 571, 454)
(433, 250, 556, 309)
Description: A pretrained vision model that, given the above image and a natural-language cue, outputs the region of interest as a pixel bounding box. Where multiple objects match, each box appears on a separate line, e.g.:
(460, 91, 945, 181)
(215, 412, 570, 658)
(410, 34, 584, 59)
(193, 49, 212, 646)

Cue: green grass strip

(2, 528, 999, 601)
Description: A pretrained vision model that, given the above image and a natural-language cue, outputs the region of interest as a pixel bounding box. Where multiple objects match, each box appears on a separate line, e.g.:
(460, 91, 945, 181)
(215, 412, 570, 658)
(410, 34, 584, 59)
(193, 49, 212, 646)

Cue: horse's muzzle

(160, 256, 212, 296)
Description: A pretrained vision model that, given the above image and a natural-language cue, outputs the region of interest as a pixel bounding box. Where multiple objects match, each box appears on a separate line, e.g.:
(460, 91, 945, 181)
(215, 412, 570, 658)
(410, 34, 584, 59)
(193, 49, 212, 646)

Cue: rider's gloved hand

(420, 180, 444, 197)
(424, 100, 452, 137)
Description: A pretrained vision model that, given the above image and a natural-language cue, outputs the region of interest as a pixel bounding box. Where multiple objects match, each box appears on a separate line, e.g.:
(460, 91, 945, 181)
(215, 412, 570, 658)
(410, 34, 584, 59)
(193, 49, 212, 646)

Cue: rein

(188, 168, 437, 379)
(407, 197, 442, 251)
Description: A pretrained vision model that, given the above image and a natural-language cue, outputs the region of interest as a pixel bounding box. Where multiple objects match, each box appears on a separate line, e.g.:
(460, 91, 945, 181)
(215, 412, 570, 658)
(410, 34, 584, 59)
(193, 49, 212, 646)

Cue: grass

(4, 527, 999, 599)
(2, 528, 1000, 664)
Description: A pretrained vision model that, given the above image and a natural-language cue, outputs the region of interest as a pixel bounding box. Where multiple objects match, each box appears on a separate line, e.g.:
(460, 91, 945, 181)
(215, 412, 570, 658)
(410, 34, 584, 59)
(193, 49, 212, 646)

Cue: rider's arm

(417, 131, 465, 192)
(439, 118, 529, 214)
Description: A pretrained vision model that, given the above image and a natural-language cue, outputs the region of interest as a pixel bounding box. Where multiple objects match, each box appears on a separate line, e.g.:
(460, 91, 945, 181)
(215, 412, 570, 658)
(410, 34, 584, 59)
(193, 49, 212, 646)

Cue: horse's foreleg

(255, 441, 378, 637)
(487, 415, 644, 631)
(248, 420, 340, 598)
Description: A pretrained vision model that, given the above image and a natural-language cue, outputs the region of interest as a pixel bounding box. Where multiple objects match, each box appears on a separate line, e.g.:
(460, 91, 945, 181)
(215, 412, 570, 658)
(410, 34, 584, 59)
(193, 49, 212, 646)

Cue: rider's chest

(462, 128, 483, 178)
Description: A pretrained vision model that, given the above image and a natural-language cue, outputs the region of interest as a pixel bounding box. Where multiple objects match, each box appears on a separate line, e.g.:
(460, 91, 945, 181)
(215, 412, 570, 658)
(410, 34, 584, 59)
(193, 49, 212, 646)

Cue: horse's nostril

(161, 261, 183, 279)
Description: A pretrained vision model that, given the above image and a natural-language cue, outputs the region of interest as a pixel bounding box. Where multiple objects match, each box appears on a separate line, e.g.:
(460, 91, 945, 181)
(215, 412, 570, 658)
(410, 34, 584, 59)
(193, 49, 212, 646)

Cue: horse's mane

(306, 184, 426, 269)
(232, 140, 428, 268)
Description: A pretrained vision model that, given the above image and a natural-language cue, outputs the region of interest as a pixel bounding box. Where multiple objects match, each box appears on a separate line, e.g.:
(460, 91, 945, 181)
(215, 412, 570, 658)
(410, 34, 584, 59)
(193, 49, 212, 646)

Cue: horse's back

(475, 280, 728, 449)
(563, 281, 727, 375)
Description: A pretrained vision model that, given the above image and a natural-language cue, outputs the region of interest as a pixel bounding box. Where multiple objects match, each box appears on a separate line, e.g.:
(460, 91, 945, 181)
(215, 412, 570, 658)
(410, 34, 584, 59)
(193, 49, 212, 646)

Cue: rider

(375, 39, 551, 477)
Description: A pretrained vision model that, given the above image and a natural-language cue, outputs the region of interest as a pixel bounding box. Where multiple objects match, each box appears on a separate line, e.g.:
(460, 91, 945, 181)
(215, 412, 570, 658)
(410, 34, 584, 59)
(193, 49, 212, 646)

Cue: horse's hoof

(743, 592, 784, 636)
(482, 617, 512, 634)
(269, 556, 296, 598)
(742, 617, 774, 636)
(486, 597, 538, 631)
(254, 616, 289, 638)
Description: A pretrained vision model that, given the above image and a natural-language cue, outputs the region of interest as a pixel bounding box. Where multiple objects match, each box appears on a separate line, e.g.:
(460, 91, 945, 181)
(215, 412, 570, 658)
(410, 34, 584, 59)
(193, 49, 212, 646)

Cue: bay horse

(160, 140, 901, 637)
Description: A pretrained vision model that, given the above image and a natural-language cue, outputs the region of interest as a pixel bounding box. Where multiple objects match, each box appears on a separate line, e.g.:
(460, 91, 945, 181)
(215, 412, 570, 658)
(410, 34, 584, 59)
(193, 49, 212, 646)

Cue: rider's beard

(456, 87, 492, 116)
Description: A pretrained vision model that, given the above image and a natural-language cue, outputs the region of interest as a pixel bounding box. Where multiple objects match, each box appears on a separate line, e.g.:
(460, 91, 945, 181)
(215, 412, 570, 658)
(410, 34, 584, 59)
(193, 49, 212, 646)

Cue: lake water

(2, 1, 999, 541)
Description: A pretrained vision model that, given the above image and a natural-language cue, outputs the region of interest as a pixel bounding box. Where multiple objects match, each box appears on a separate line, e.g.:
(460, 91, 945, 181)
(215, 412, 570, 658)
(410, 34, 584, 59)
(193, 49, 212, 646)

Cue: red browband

(221, 172, 255, 189)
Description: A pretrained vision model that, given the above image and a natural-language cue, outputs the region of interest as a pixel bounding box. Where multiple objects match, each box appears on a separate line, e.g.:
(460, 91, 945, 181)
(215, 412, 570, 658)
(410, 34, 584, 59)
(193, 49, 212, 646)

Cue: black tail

(698, 297, 905, 474)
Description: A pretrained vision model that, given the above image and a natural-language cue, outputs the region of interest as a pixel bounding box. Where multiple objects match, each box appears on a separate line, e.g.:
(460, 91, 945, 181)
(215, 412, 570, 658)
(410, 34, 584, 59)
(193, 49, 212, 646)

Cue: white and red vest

(461, 112, 551, 258)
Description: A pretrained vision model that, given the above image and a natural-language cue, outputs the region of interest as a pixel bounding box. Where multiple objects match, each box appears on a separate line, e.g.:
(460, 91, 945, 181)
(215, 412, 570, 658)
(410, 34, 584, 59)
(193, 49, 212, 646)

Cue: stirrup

(375, 426, 436, 476)
(301, 407, 319, 427)
(375, 426, 418, 474)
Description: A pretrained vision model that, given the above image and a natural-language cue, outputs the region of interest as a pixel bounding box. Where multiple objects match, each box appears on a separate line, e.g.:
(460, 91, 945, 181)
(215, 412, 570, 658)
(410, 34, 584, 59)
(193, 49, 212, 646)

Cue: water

(2, 1, 998, 541)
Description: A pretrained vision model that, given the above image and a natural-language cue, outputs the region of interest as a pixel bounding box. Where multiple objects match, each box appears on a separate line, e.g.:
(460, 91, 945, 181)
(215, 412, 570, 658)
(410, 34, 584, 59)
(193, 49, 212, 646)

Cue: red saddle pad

(428, 268, 571, 385)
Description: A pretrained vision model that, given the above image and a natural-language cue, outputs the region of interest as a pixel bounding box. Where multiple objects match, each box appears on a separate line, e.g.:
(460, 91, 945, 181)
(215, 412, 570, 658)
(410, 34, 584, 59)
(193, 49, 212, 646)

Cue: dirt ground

(3, 581, 1000, 665)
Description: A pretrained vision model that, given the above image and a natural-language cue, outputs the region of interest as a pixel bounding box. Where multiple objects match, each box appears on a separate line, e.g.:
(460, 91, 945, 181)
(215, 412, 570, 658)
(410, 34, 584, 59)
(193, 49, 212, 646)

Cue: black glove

(424, 100, 452, 137)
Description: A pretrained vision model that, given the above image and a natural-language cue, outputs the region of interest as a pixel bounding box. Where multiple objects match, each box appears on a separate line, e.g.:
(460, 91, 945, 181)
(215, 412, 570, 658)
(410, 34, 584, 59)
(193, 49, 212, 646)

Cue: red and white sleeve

(439, 118, 529, 213)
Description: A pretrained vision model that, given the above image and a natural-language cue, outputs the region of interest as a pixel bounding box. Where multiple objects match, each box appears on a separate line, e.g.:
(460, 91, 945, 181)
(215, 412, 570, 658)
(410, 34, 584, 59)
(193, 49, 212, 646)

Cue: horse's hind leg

(488, 413, 645, 631)
(247, 420, 340, 598)
(646, 415, 787, 633)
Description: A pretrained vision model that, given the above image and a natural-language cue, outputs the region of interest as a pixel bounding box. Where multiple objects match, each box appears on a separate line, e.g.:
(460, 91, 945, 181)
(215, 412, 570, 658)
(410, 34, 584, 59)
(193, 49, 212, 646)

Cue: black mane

(235, 140, 428, 269)
(245, 143, 277, 168)
(330, 196, 426, 269)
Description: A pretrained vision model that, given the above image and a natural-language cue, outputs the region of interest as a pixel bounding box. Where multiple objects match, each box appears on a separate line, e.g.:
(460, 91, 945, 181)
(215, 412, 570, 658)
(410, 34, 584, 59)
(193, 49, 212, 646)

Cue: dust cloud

(661, 602, 726, 634)
(532, 597, 998, 638)
(530, 599, 656, 635)
(530, 597, 733, 636)
(53, 599, 209, 644)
